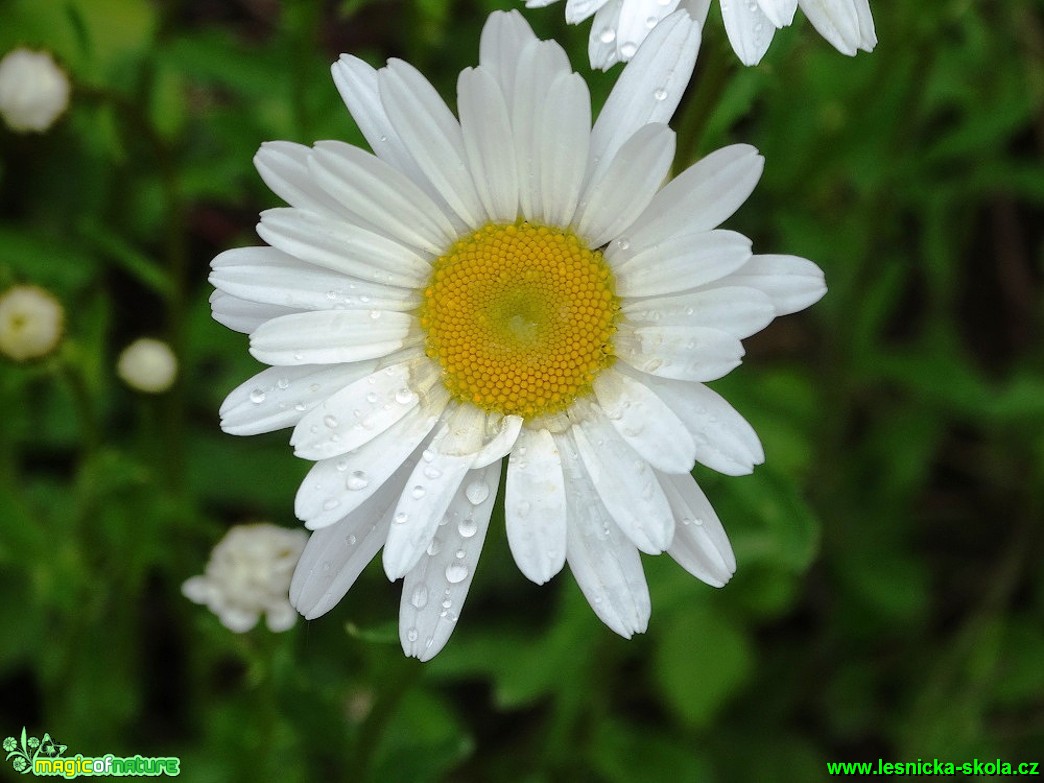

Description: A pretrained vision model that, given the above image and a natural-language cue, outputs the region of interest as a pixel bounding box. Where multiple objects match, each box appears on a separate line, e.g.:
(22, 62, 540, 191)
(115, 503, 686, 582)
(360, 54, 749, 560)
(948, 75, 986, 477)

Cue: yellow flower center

(420, 222, 618, 419)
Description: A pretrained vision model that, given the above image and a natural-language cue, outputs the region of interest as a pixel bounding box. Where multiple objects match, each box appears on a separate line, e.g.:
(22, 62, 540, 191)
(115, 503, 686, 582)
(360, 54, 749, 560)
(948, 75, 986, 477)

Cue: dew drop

(323, 415, 339, 429)
(599, 27, 616, 44)
(653, 87, 668, 101)
(445, 563, 468, 584)
(395, 388, 416, 405)
(369, 310, 381, 320)
(366, 392, 378, 404)
(322, 497, 340, 511)
(620, 42, 638, 58)
(423, 465, 442, 480)
(458, 516, 478, 538)
(346, 471, 370, 491)
(335, 458, 349, 472)
(410, 586, 428, 609)
(455, 549, 465, 560)
(406, 627, 418, 642)
(294, 402, 307, 412)
(426, 539, 441, 556)
(464, 480, 490, 505)
(249, 388, 266, 404)
(276, 377, 290, 390)
(646, 15, 658, 29)
(411, 485, 427, 499)
(293, 352, 304, 362)
(441, 599, 452, 609)
(346, 534, 357, 545)
(393, 511, 408, 525)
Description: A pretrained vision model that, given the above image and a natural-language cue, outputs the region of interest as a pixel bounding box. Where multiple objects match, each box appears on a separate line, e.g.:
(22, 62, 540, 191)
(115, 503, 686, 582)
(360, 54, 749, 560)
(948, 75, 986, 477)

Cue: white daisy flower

(0, 284, 64, 362)
(210, 9, 826, 661)
(183, 523, 308, 633)
(117, 337, 178, 394)
(528, 0, 875, 69)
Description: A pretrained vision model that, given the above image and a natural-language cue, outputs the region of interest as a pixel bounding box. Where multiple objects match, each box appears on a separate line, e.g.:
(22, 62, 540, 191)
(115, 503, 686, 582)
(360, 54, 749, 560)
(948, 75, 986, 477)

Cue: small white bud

(0, 284, 64, 362)
(0, 49, 71, 133)
(117, 338, 178, 394)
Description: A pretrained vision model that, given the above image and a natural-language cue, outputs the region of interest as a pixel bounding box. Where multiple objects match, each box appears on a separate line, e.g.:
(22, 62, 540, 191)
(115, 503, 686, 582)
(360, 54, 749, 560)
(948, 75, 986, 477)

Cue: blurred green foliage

(1, 0, 1042, 780)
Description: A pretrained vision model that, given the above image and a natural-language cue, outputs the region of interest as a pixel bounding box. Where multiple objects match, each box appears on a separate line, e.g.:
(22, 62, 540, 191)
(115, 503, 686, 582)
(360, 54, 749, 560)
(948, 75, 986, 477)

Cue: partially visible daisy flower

(182, 523, 308, 632)
(117, 337, 178, 394)
(526, 0, 875, 69)
(211, 10, 826, 661)
(0, 48, 71, 133)
(0, 284, 64, 362)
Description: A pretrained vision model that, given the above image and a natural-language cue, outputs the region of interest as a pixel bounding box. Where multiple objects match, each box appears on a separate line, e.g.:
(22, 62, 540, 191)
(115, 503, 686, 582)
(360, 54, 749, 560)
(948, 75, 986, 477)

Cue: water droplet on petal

(249, 388, 266, 404)
(366, 392, 378, 404)
(464, 480, 489, 505)
(410, 586, 428, 609)
(653, 87, 668, 101)
(423, 465, 442, 480)
(441, 598, 452, 609)
(411, 485, 426, 499)
(445, 563, 468, 584)
(458, 516, 478, 538)
(323, 415, 338, 429)
(393, 511, 408, 525)
(322, 497, 340, 511)
(346, 534, 357, 545)
(369, 310, 381, 320)
(335, 458, 349, 472)
(426, 539, 441, 556)
(396, 388, 416, 405)
(406, 627, 418, 642)
(346, 471, 369, 491)
(620, 41, 638, 58)
(599, 27, 616, 44)
(276, 377, 290, 390)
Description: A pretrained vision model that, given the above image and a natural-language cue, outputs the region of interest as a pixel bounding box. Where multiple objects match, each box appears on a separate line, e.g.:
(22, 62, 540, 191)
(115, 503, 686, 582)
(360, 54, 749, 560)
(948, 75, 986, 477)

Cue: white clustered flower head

(210, 9, 826, 661)
(0, 284, 64, 362)
(527, 0, 875, 69)
(117, 337, 178, 394)
(182, 523, 309, 633)
(0, 48, 71, 133)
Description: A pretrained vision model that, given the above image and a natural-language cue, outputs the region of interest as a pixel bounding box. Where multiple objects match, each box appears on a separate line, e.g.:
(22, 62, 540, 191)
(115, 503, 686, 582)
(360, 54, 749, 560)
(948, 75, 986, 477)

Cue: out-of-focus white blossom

(0, 285, 64, 362)
(117, 338, 178, 394)
(0, 49, 71, 133)
(182, 523, 308, 633)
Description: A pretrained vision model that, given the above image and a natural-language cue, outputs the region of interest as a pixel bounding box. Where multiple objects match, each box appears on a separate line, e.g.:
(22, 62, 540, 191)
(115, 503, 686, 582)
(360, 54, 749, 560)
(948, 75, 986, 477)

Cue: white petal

(757, 0, 798, 27)
(290, 361, 434, 460)
(614, 0, 681, 61)
(210, 290, 295, 334)
(254, 141, 343, 215)
(536, 72, 591, 227)
(589, 9, 700, 181)
(249, 310, 412, 366)
(711, 253, 826, 316)
(588, 1, 623, 71)
(800, 0, 876, 55)
(220, 362, 378, 436)
(479, 10, 539, 101)
(510, 40, 578, 224)
(505, 427, 567, 584)
(574, 123, 675, 248)
(571, 406, 674, 554)
(295, 400, 447, 529)
(680, 0, 711, 26)
(210, 246, 419, 312)
(660, 471, 736, 586)
(611, 230, 753, 297)
(290, 454, 419, 619)
(382, 406, 488, 579)
(257, 208, 430, 288)
(565, 0, 611, 23)
(622, 286, 776, 339)
(634, 372, 764, 475)
(626, 145, 764, 248)
(330, 55, 424, 184)
(720, 0, 776, 65)
(457, 67, 519, 223)
(616, 323, 744, 381)
(471, 414, 524, 469)
(559, 431, 650, 637)
(308, 141, 457, 254)
(592, 368, 695, 473)
(398, 460, 501, 661)
(379, 59, 486, 228)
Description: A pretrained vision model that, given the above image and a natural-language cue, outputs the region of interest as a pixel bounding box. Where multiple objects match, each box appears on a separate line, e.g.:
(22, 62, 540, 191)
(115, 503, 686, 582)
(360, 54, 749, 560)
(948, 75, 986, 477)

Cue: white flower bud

(117, 338, 177, 394)
(0, 285, 64, 362)
(0, 49, 71, 133)
(182, 523, 309, 633)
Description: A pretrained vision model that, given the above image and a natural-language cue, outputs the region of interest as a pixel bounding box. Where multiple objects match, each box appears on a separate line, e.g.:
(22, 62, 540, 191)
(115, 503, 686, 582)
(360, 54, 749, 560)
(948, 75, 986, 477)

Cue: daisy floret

(210, 9, 826, 661)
